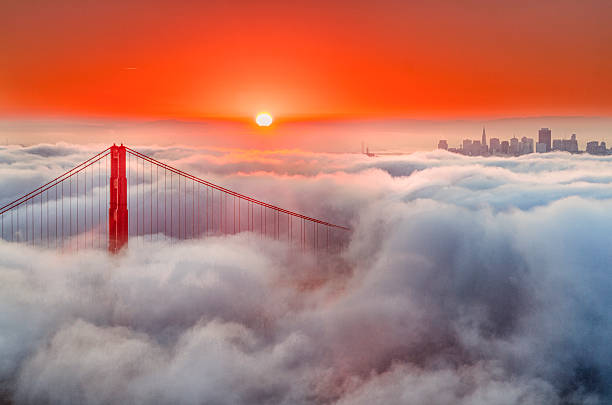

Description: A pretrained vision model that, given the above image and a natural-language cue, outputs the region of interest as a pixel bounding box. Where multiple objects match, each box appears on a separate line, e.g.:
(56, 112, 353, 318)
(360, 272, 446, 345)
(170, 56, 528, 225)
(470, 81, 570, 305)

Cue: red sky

(2, 0, 612, 121)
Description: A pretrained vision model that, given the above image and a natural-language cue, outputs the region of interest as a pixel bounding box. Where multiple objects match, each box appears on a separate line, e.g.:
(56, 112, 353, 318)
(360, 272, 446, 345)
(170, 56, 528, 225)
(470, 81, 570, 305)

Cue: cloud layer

(1, 144, 611, 404)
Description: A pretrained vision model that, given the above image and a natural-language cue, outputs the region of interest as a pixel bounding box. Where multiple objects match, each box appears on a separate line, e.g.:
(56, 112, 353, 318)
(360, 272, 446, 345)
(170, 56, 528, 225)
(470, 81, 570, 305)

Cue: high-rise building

(489, 138, 500, 154)
(568, 134, 578, 153)
(472, 140, 482, 156)
(438, 140, 448, 150)
(586, 141, 599, 154)
(501, 140, 509, 154)
(510, 137, 519, 155)
(536, 142, 547, 153)
(552, 134, 579, 153)
(482, 127, 487, 148)
(463, 139, 473, 155)
(538, 128, 552, 152)
(586, 141, 608, 155)
(520, 137, 534, 154)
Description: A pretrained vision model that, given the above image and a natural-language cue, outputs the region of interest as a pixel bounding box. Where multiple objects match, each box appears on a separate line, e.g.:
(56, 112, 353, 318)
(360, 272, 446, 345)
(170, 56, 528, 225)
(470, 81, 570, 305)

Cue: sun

(255, 112, 273, 127)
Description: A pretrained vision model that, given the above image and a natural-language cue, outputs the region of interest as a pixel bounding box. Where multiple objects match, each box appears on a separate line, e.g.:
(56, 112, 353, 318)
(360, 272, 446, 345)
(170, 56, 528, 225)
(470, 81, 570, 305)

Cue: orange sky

(2, 0, 612, 120)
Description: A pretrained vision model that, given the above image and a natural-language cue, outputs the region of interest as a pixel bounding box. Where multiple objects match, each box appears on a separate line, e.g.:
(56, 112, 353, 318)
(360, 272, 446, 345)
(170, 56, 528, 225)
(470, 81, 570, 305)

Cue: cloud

(1, 144, 611, 404)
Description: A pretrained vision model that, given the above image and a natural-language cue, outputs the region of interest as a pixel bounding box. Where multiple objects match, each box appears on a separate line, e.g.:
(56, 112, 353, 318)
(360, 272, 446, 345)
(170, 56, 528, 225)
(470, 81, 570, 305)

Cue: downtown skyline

(439, 126, 611, 156)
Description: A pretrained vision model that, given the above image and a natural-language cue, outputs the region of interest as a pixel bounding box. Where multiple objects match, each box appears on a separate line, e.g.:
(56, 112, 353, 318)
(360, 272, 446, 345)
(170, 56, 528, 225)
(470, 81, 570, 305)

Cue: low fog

(1, 143, 611, 404)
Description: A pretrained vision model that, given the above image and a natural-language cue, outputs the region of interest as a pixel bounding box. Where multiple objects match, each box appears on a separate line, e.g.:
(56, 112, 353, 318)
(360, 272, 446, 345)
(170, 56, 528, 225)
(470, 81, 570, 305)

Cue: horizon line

(1, 114, 612, 125)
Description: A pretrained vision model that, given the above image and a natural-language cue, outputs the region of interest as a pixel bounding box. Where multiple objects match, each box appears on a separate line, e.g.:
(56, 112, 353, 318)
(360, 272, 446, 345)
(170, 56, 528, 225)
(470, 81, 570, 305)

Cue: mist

(2, 116, 612, 153)
(1, 143, 611, 404)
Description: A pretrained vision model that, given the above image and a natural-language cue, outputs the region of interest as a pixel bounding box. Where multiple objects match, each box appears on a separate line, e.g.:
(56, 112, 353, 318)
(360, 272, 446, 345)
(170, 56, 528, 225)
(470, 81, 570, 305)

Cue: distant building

(536, 142, 547, 153)
(510, 137, 519, 155)
(482, 127, 487, 148)
(520, 137, 534, 154)
(551, 134, 579, 153)
(501, 140, 509, 154)
(489, 138, 500, 154)
(538, 128, 552, 152)
(569, 137, 578, 152)
(586, 141, 598, 154)
(586, 141, 607, 155)
(472, 140, 482, 156)
(463, 139, 473, 155)
(438, 140, 448, 150)
(462, 139, 483, 156)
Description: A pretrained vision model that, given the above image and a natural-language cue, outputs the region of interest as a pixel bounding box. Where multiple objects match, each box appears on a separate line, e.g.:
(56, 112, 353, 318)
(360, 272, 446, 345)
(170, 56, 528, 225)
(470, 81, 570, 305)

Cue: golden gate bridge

(0, 144, 349, 253)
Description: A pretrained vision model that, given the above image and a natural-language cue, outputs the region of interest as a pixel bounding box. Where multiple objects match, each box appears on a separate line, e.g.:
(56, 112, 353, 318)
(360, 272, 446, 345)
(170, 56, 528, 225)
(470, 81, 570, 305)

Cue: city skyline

(439, 126, 610, 156)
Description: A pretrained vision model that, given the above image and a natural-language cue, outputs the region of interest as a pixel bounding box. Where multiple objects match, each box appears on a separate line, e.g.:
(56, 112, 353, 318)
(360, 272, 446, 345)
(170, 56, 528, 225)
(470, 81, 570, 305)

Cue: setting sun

(255, 112, 273, 127)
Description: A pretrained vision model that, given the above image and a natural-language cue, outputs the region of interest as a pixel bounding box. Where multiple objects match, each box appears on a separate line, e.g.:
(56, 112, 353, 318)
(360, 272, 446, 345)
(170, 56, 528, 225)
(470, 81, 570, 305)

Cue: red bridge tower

(109, 144, 128, 253)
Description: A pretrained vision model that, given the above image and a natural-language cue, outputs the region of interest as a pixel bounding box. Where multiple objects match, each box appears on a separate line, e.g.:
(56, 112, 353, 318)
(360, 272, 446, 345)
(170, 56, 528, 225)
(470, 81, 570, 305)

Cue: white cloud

(1, 144, 611, 404)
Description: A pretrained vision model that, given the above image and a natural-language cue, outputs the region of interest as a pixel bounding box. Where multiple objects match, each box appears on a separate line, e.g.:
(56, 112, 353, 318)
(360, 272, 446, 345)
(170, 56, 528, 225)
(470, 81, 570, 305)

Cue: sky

(2, 0, 612, 121)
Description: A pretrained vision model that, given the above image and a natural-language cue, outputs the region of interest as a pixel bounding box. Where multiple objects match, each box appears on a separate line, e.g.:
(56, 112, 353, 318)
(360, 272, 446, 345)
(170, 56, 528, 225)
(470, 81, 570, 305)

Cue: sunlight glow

(255, 112, 273, 127)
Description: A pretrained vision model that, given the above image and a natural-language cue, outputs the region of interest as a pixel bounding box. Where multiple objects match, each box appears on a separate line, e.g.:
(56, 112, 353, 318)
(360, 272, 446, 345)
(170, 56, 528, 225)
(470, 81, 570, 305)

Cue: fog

(2, 116, 612, 153)
(1, 143, 611, 404)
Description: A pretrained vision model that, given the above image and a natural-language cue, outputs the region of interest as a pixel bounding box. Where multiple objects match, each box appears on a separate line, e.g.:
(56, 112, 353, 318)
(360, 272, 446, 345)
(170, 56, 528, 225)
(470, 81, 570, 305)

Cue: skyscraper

(510, 137, 519, 155)
(501, 141, 510, 154)
(463, 139, 473, 155)
(552, 134, 579, 153)
(472, 140, 481, 156)
(521, 137, 534, 154)
(538, 128, 552, 152)
(569, 134, 578, 153)
(482, 127, 487, 147)
(489, 138, 500, 154)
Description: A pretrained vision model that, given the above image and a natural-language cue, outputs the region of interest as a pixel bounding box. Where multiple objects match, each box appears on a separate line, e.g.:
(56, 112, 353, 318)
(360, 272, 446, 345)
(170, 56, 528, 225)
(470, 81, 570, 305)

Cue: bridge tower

(109, 144, 128, 253)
